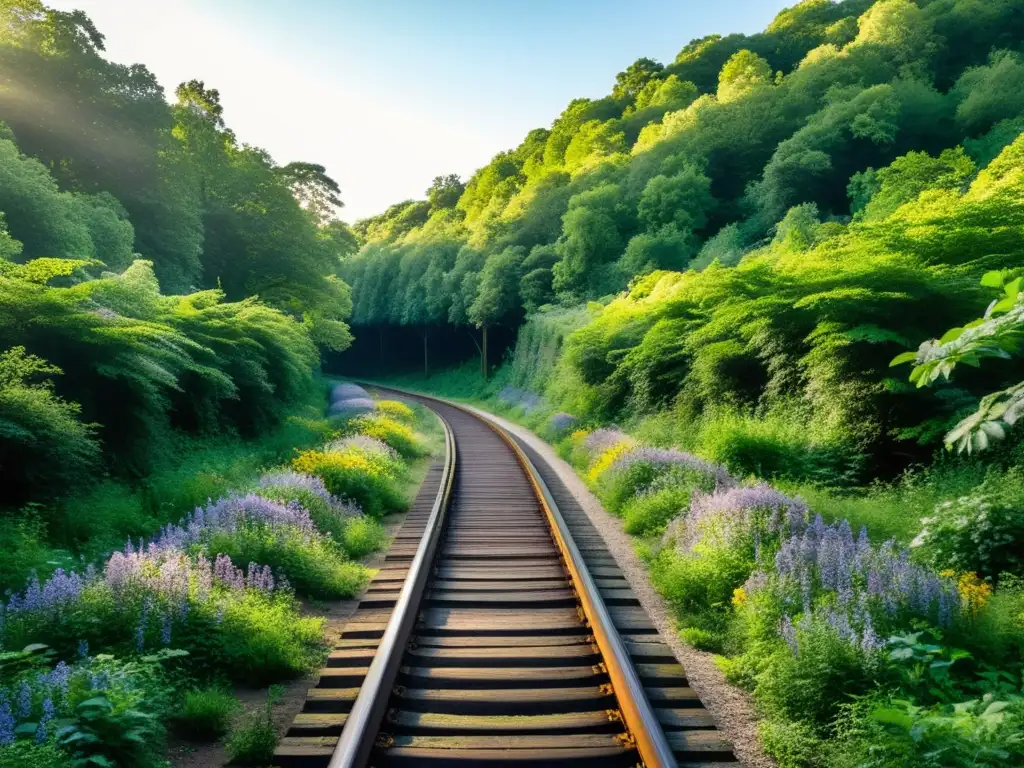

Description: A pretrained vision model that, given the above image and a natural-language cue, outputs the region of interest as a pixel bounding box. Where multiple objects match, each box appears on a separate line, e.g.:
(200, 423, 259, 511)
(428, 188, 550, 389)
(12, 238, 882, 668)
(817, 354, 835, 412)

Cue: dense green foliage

(0, 1, 357, 513)
(342, 0, 1024, 476)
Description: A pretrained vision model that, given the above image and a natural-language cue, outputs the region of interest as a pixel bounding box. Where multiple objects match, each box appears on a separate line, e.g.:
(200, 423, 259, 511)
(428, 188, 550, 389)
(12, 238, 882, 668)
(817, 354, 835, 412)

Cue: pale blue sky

(51, 0, 791, 221)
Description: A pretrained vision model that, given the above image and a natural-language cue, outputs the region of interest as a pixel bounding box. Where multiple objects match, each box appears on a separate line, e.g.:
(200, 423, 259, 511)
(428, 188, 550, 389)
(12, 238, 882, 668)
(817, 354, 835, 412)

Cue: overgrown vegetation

(0, 390, 433, 762)
(0, 0, 358, 518)
(342, 1, 1024, 441)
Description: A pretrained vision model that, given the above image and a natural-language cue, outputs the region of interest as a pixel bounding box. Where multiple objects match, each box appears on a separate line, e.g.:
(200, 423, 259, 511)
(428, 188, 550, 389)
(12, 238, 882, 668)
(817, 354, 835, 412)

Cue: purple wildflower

(34, 697, 54, 744)
(861, 615, 882, 654)
(5, 568, 84, 616)
(329, 383, 369, 403)
(582, 428, 633, 457)
(780, 615, 798, 655)
(680, 484, 808, 554)
(89, 671, 109, 691)
(16, 682, 31, 719)
(328, 397, 375, 418)
(46, 662, 71, 705)
(549, 412, 577, 434)
(610, 446, 733, 488)
(160, 610, 173, 646)
(0, 699, 14, 746)
(245, 563, 275, 592)
(136, 598, 152, 652)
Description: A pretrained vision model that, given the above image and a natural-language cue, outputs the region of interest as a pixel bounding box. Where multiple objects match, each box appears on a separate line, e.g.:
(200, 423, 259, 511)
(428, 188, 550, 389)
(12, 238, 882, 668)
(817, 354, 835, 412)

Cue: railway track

(275, 392, 736, 768)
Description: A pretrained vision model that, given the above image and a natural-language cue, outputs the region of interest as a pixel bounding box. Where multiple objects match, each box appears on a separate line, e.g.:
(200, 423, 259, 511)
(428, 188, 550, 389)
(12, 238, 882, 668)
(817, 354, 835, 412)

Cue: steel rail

(327, 407, 456, 768)
(368, 385, 677, 768)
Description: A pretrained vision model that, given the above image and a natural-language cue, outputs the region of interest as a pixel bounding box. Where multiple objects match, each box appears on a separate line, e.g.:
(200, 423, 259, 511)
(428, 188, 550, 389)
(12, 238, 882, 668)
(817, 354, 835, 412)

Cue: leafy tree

(469, 247, 525, 377)
(278, 161, 343, 224)
(519, 244, 559, 312)
(613, 57, 665, 101)
(552, 184, 630, 297)
(619, 227, 695, 277)
(426, 174, 465, 211)
(951, 51, 1024, 137)
(690, 223, 745, 271)
(0, 345, 99, 503)
(849, 0, 937, 74)
(637, 165, 714, 233)
(717, 50, 773, 103)
(850, 148, 975, 221)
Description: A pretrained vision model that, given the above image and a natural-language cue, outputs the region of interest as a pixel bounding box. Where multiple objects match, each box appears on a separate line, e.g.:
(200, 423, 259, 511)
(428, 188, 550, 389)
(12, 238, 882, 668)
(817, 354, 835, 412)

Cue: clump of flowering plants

(738, 517, 961, 657)
(256, 469, 364, 543)
(0, 647, 181, 755)
(547, 412, 577, 437)
(1, 535, 323, 681)
(597, 446, 735, 513)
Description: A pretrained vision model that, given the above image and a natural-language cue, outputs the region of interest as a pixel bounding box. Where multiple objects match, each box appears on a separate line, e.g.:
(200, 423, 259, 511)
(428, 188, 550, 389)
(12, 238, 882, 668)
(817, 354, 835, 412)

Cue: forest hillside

(340, 0, 1024, 477)
(346, 2, 1024, 766)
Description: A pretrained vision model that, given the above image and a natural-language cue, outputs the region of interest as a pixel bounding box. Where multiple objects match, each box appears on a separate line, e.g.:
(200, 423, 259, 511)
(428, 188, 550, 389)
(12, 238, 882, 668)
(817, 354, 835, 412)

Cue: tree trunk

(481, 325, 489, 380)
(423, 331, 429, 377)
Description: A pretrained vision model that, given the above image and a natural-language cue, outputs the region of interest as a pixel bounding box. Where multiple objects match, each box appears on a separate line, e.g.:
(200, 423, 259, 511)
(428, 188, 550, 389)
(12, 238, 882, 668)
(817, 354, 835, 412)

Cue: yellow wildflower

(940, 570, 992, 616)
(732, 587, 747, 607)
(588, 441, 633, 482)
(375, 400, 415, 423)
(955, 571, 992, 616)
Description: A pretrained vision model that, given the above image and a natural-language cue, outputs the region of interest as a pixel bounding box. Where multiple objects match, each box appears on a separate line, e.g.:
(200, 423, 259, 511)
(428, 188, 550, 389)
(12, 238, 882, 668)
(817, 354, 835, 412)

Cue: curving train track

(274, 390, 736, 768)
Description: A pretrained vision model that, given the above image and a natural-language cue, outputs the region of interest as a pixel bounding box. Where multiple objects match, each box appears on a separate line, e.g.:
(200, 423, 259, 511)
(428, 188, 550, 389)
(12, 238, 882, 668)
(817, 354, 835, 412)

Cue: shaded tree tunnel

(324, 323, 519, 380)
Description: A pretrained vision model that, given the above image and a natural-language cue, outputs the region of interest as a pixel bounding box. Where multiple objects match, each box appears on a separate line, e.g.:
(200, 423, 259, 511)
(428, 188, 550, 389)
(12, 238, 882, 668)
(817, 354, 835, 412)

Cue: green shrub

(206, 591, 325, 685)
(225, 703, 278, 766)
(341, 517, 387, 559)
(679, 626, 722, 652)
(3, 571, 324, 685)
(832, 695, 1024, 768)
(650, 544, 753, 619)
(594, 460, 661, 512)
(0, 512, 71, 592)
(696, 408, 860, 484)
(206, 527, 369, 600)
(0, 743, 71, 768)
(913, 470, 1024, 580)
(0, 347, 99, 507)
(621, 485, 691, 536)
(56, 693, 163, 768)
(255, 484, 349, 541)
(952, 575, 1024, 666)
(173, 686, 240, 741)
(752, 621, 878, 730)
(758, 718, 823, 768)
(53, 408, 332, 558)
